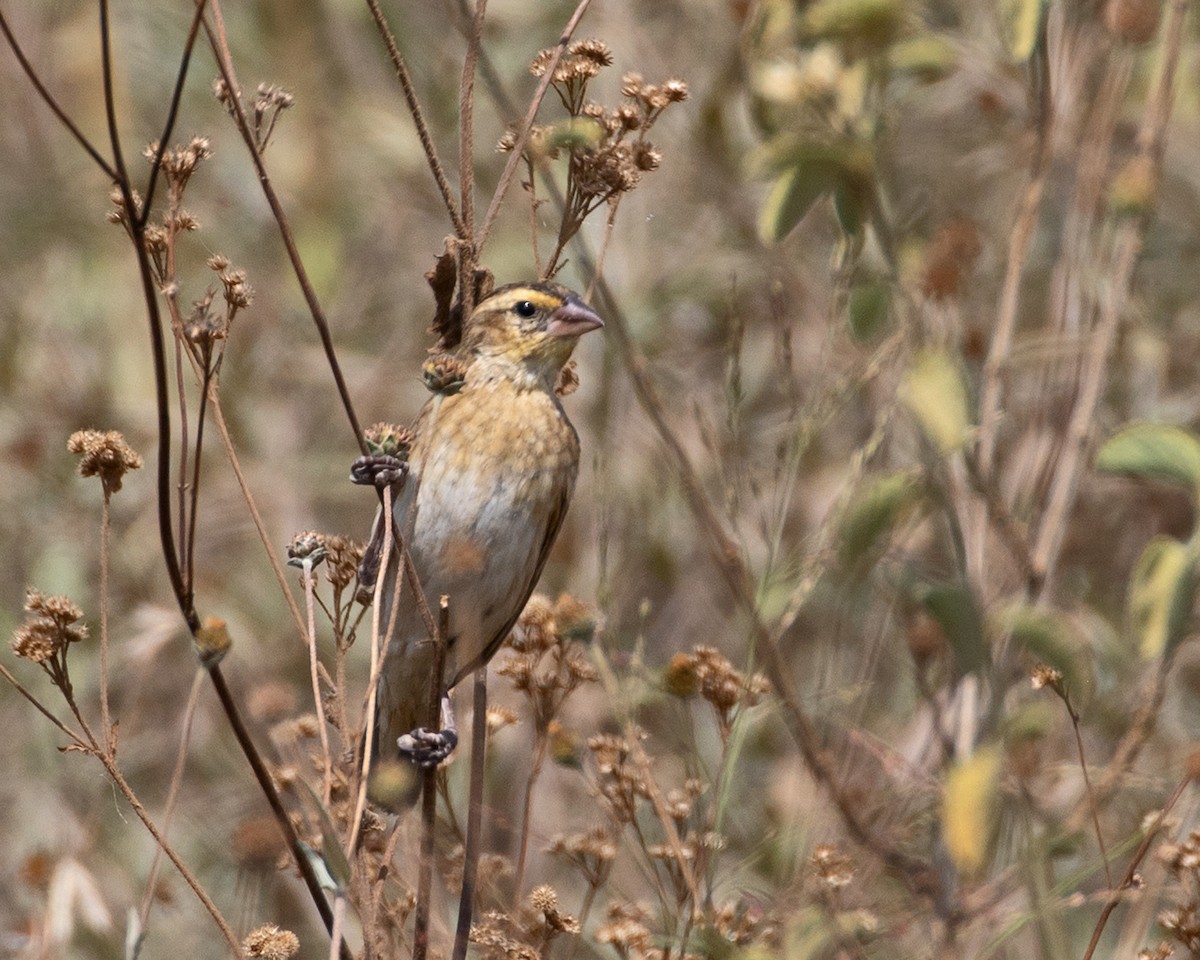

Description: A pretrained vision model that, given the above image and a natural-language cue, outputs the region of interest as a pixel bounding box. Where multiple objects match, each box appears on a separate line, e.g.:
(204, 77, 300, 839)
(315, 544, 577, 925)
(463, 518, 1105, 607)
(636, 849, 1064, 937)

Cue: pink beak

(545, 296, 604, 338)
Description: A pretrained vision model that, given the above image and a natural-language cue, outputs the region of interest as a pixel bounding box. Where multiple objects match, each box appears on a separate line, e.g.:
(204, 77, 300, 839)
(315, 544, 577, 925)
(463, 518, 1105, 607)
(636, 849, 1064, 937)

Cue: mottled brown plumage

(368, 282, 602, 764)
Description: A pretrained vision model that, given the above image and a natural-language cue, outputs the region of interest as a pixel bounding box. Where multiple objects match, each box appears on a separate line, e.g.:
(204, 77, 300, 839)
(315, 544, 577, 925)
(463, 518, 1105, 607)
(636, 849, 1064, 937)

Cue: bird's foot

(350, 454, 407, 489)
(396, 694, 458, 769)
(397, 727, 459, 769)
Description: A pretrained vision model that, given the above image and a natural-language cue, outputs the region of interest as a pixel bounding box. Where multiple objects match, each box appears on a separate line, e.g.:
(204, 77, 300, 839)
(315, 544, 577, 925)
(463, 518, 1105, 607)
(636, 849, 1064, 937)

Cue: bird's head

(463, 282, 603, 386)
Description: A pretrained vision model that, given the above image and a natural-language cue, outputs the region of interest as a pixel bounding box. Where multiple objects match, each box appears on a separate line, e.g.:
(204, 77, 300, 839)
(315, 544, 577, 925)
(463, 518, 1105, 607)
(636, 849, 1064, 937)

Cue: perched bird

(357, 281, 603, 768)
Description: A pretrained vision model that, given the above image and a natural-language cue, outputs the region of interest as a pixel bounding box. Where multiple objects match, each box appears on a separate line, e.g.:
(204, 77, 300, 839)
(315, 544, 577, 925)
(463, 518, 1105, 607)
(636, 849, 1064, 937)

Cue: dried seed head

(287, 530, 327, 568)
(569, 39, 613, 67)
(322, 535, 365, 592)
(243, 923, 300, 959)
(67, 429, 143, 494)
(364, 422, 414, 460)
(662, 78, 690, 102)
(1030, 664, 1064, 693)
(422, 354, 469, 395)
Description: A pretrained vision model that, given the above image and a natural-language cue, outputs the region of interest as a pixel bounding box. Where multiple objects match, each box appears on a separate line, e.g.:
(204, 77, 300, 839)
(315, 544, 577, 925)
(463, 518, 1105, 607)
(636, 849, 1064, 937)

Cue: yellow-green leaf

(943, 747, 1001, 875)
(838, 471, 919, 570)
(998, 0, 1047, 61)
(758, 166, 829, 244)
(889, 36, 957, 80)
(802, 0, 906, 51)
(848, 278, 891, 341)
(1129, 536, 1200, 660)
(919, 582, 987, 676)
(1096, 421, 1200, 499)
(901, 349, 970, 453)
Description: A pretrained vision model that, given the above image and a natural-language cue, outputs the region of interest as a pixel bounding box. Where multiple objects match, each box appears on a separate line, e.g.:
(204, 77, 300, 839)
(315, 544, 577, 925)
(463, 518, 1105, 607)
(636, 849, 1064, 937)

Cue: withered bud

(287, 530, 327, 568)
(422, 354, 469, 395)
(364, 422, 414, 460)
(194, 616, 232, 668)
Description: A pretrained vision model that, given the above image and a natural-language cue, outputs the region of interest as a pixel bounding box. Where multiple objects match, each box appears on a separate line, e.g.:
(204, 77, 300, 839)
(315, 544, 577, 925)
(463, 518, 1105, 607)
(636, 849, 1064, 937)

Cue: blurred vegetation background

(4, 0, 1200, 957)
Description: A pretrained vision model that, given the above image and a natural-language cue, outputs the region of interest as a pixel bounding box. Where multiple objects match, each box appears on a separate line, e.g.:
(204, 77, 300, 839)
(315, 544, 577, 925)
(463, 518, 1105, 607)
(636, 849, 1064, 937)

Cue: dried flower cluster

(11, 590, 88, 688)
(663, 645, 770, 738)
(587, 731, 650, 825)
(548, 826, 618, 887)
(470, 887, 580, 960)
(67, 429, 142, 495)
(212, 79, 294, 153)
(145, 135, 212, 192)
(499, 594, 598, 731)
(500, 38, 688, 275)
(242, 923, 300, 959)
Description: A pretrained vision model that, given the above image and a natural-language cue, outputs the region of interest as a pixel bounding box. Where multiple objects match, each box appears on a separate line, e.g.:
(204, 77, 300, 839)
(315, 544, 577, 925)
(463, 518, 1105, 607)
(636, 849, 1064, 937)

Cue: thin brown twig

(363, 0, 467, 239)
(1080, 771, 1191, 960)
(203, 2, 367, 452)
(137, 668, 205, 935)
(0, 10, 117, 180)
(303, 559, 335, 807)
(0, 664, 88, 749)
(99, 493, 113, 747)
(98, 750, 242, 953)
(452, 667, 488, 960)
(414, 596, 451, 960)
(474, 0, 593, 252)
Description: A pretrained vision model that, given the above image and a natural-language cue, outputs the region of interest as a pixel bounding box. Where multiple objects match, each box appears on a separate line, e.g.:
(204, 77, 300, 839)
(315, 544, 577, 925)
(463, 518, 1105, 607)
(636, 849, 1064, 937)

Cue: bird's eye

(514, 300, 537, 318)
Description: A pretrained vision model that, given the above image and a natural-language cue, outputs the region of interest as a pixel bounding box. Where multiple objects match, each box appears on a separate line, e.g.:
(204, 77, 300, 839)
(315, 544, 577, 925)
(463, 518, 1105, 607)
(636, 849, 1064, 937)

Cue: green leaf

(847, 278, 891, 341)
(998, 0, 1047, 61)
(1096, 421, 1200, 499)
(838, 471, 919, 570)
(755, 139, 874, 243)
(919, 582, 987, 677)
(901, 349, 971, 453)
(943, 746, 1001, 875)
(758, 165, 830, 244)
(1129, 536, 1200, 660)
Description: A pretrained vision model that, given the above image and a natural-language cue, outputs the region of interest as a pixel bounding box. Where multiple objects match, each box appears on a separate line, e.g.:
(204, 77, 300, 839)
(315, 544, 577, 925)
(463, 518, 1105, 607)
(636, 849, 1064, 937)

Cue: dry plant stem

(95, 748, 241, 953)
(1065, 698, 1112, 889)
(451, 668, 488, 960)
(414, 597, 451, 960)
(209, 396, 313, 644)
(512, 728, 549, 902)
(304, 560, 335, 806)
(458, 0, 486, 243)
(328, 896, 348, 960)
(0, 11, 117, 179)
(596, 277, 933, 890)
(99, 493, 113, 747)
(203, 3, 367, 452)
(183, 365, 215, 608)
(138, 668, 205, 934)
(209, 664, 347, 949)
(1031, 0, 1186, 591)
(347, 484, 395, 856)
(362, 0, 466, 239)
(0, 664, 89, 749)
(474, 0, 593, 251)
(625, 724, 702, 909)
(1080, 772, 1192, 960)
(139, 0, 207, 224)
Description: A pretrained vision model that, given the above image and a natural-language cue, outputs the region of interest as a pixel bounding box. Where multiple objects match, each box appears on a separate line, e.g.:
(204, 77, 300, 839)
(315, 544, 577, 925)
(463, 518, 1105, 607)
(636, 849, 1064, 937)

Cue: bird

(356, 280, 603, 771)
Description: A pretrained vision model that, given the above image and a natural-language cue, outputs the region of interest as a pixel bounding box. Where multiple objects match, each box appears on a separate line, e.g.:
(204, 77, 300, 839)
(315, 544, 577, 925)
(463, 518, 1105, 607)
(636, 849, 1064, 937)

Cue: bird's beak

(545, 296, 604, 338)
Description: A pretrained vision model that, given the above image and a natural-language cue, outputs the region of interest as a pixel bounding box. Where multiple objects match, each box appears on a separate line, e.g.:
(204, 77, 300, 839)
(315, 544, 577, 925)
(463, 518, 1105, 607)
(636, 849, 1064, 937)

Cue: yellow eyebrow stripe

(493, 289, 562, 312)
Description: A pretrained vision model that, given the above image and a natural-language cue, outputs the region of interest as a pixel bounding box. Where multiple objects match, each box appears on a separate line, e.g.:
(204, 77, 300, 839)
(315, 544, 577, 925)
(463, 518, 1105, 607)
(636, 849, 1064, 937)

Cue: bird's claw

(350, 454, 408, 489)
(396, 726, 459, 769)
